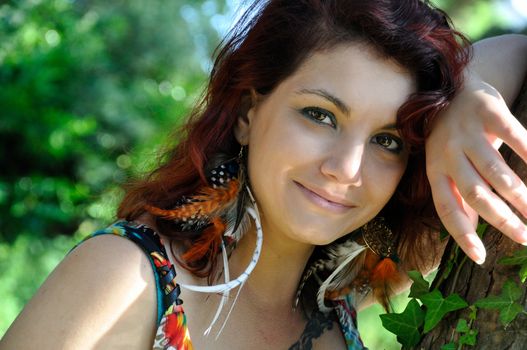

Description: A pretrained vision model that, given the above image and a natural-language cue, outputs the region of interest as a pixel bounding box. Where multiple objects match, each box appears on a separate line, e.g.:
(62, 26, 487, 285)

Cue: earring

(296, 217, 400, 313)
(145, 147, 249, 265)
(145, 147, 260, 337)
(361, 217, 398, 259)
(295, 232, 366, 312)
(354, 217, 400, 312)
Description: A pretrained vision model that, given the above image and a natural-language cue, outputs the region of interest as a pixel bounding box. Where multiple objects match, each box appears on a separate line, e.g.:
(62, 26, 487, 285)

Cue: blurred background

(1, 0, 526, 347)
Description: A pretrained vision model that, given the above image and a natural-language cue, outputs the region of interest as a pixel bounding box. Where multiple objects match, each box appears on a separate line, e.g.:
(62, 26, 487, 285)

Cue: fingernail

(466, 235, 486, 264)
(470, 248, 486, 265)
(518, 227, 527, 245)
(522, 229, 527, 246)
(474, 255, 485, 265)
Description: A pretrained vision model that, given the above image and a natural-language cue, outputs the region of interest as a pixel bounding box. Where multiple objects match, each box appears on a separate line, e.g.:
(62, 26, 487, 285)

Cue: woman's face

(236, 44, 415, 245)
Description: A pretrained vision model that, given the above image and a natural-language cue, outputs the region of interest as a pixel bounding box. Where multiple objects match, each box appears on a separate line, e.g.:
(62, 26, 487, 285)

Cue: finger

(464, 141, 527, 218)
(486, 107, 527, 163)
(429, 172, 486, 264)
(452, 152, 527, 245)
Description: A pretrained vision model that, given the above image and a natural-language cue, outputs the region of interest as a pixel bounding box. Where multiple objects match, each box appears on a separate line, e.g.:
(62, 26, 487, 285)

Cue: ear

(234, 90, 259, 145)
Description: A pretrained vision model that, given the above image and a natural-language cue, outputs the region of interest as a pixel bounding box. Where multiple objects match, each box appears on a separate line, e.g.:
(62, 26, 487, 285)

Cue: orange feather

(145, 179, 239, 220)
(370, 257, 400, 312)
(182, 217, 226, 263)
(325, 250, 400, 312)
(370, 258, 399, 284)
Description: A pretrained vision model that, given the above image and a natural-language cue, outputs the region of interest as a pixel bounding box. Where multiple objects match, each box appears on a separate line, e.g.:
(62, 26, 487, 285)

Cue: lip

(294, 181, 356, 213)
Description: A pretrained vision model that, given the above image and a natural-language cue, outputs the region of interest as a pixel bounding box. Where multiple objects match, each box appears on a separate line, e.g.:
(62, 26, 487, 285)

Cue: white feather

(203, 241, 230, 336)
(317, 242, 366, 313)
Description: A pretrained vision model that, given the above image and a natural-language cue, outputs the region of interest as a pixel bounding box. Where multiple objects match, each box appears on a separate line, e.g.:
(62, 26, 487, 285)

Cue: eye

(371, 134, 403, 153)
(300, 107, 336, 128)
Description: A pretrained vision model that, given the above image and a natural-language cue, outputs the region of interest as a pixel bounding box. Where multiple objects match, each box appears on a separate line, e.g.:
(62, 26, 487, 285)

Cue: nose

(320, 142, 364, 186)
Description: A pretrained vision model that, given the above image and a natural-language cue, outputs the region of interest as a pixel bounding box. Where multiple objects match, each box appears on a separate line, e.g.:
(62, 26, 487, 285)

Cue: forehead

(276, 44, 416, 117)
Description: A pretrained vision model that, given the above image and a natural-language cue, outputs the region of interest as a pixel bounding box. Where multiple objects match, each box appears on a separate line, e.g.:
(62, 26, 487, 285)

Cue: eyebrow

(382, 123, 398, 130)
(296, 88, 351, 116)
(296, 88, 398, 130)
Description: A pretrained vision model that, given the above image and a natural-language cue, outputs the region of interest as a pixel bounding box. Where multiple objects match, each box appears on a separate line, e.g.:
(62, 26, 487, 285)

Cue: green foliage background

(0, 0, 525, 347)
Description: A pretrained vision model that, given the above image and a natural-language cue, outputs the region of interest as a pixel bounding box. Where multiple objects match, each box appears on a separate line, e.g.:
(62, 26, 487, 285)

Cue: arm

(0, 235, 158, 349)
(426, 34, 527, 264)
(471, 34, 527, 106)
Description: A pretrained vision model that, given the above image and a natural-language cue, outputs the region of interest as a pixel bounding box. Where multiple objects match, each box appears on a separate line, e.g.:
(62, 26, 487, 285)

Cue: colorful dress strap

(76, 221, 194, 350)
(334, 295, 367, 349)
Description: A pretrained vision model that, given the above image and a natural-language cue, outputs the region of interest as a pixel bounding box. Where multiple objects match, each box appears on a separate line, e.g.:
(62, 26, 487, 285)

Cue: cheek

(366, 156, 407, 207)
(247, 113, 323, 178)
(245, 115, 295, 200)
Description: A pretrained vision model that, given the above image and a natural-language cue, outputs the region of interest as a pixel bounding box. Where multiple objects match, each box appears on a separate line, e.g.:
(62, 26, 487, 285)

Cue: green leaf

(476, 222, 489, 237)
(468, 305, 477, 321)
(474, 280, 523, 326)
(459, 329, 478, 346)
(440, 342, 456, 350)
(380, 299, 425, 348)
(520, 263, 527, 283)
(498, 248, 527, 265)
(502, 279, 522, 300)
(475, 295, 508, 309)
(421, 290, 468, 332)
(408, 270, 430, 298)
(439, 226, 450, 240)
(455, 319, 469, 333)
(500, 303, 524, 326)
(442, 260, 455, 281)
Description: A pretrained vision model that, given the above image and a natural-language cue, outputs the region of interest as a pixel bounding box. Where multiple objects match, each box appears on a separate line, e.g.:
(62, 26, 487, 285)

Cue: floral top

(82, 221, 366, 349)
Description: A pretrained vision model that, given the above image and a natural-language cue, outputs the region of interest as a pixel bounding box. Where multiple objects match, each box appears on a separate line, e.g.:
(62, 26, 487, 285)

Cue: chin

(288, 226, 346, 246)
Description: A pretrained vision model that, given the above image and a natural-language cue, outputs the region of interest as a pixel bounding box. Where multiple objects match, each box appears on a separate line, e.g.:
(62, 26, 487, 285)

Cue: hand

(426, 73, 527, 264)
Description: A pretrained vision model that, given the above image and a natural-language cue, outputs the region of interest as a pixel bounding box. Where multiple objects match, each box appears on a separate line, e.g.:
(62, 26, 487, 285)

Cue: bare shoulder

(0, 234, 158, 350)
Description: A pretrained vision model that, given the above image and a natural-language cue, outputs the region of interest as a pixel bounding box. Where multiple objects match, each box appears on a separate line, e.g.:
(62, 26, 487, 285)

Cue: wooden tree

(417, 79, 527, 349)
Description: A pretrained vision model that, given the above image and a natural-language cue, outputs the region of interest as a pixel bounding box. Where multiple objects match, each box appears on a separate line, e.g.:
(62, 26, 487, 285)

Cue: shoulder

(1, 231, 158, 350)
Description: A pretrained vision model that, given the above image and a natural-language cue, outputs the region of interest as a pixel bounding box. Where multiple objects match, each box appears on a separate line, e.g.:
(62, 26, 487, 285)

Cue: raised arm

(426, 34, 527, 264)
(471, 34, 527, 105)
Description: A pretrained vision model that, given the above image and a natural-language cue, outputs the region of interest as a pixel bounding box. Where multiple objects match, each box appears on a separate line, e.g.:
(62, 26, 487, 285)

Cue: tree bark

(417, 79, 527, 350)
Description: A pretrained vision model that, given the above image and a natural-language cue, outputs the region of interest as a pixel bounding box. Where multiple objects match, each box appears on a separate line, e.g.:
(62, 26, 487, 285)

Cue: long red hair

(118, 0, 470, 281)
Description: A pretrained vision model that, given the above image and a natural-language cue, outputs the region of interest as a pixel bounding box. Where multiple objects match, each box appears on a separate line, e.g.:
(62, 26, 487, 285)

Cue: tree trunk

(417, 79, 527, 350)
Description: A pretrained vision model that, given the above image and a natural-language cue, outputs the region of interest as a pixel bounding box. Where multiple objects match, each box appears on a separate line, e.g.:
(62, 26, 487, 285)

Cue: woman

(2, 0, 527, 349)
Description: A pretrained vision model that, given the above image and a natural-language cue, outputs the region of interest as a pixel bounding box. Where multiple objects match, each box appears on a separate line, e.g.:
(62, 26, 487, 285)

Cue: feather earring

(145, 148, 263, 336)
(326, 217, 401, 312)
(145, 151, 249, 266)
(358, 217, 401, 311)
(294, 236, 365, 310)
(295, 217, 400, 313)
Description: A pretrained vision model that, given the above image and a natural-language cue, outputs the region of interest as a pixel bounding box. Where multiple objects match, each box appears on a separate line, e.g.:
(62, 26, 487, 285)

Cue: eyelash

(300, 107, 404, 154)
(300, 107, 336, 128)
(371, 134, 404, 154)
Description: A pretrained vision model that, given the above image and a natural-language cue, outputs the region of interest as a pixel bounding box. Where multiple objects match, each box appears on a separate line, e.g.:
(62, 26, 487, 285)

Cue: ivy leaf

(421, 290, 468, 332)
(441, 259, 455, 283)
(468, 305, 477, 321)
(474, 279, 523, 326)
(440, 342, 456, 350)
(408, 270, 430, 298)
(498, 248, 527, 282)
(380, 299, 425, 348)
(476, 222, 489, 237)
(439, 226, 449, 240)
(498, 248, 527, 265)
(520, 264, 527, 284)
(455, 319, 469, 333)
(455, 318, 478, 345)
(500, 303, 524, 326)
(459, 329, 478, 346)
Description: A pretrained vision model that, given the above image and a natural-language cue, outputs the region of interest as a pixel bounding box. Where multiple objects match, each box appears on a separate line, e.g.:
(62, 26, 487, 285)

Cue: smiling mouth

(293, 181, 355, 213)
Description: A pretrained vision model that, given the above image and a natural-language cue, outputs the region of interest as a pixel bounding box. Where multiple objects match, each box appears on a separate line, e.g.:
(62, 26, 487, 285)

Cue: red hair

(118, 0, 470, 278)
